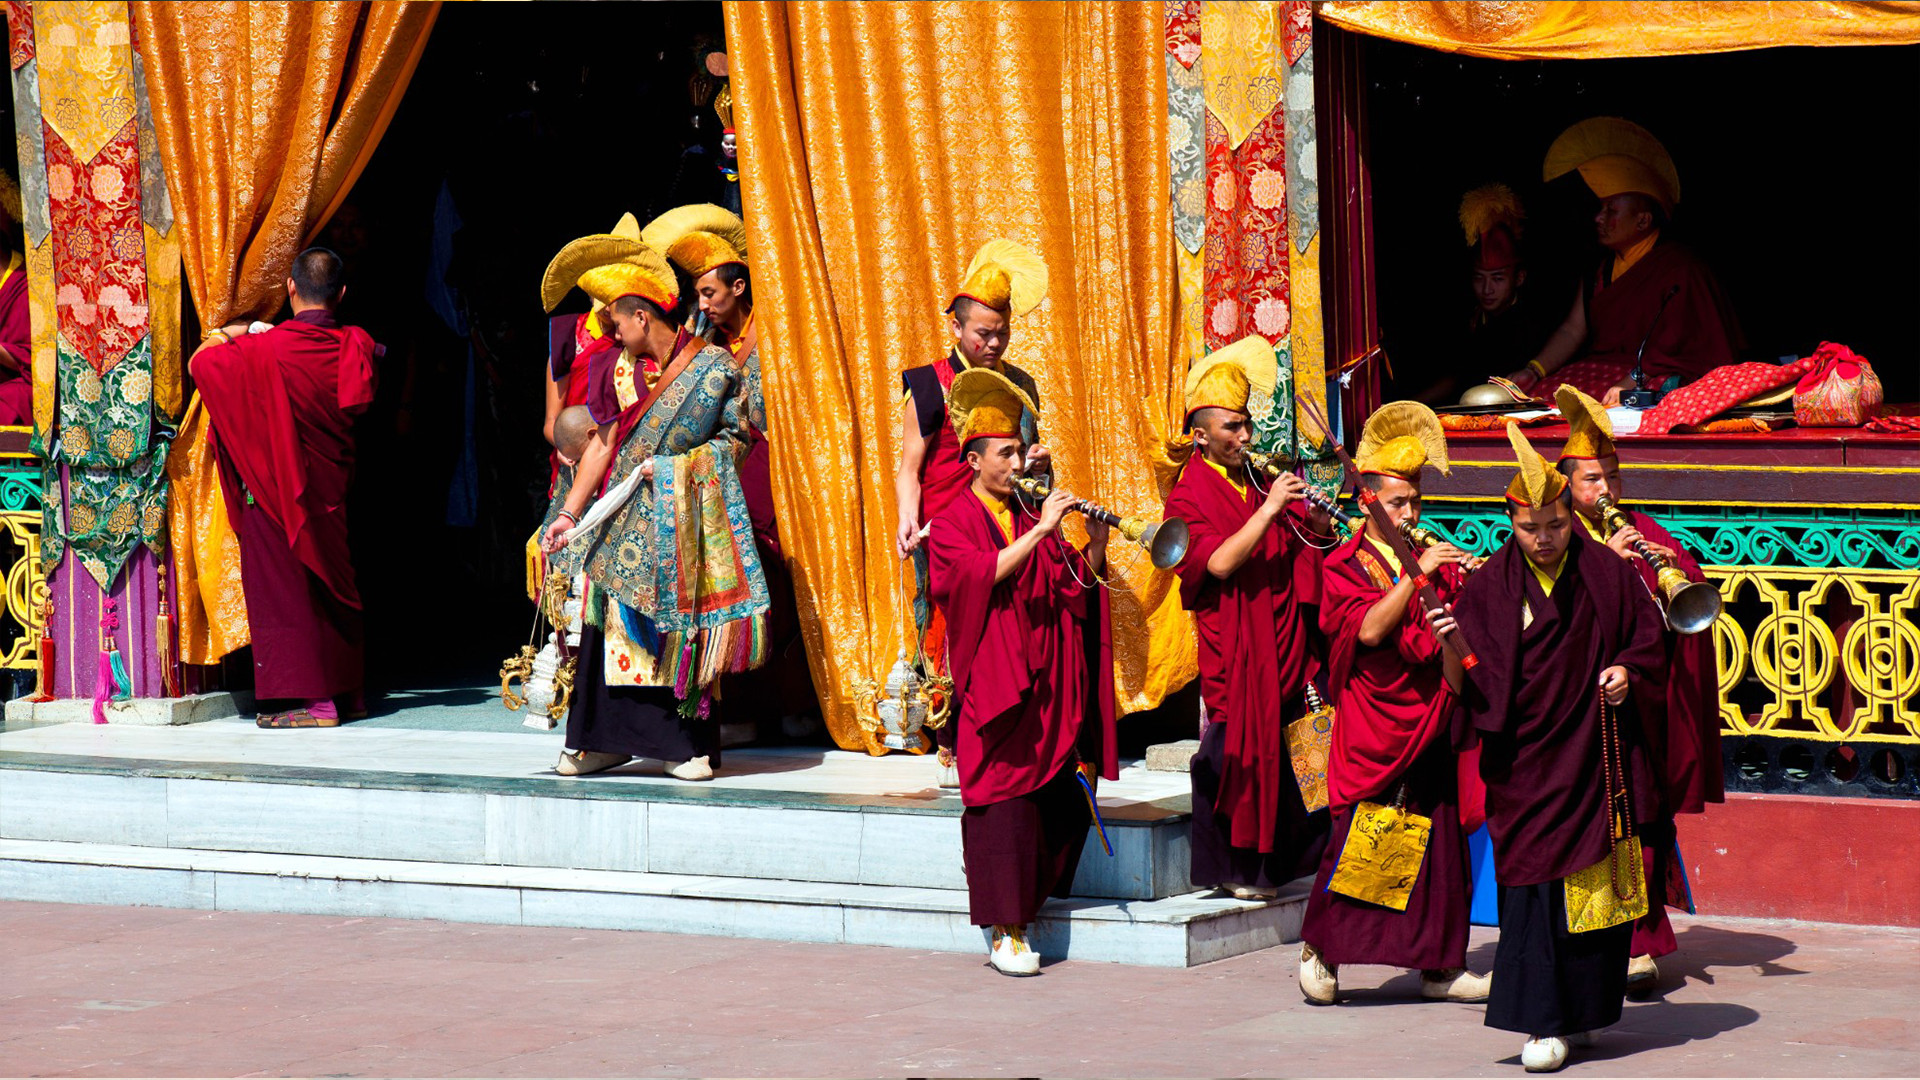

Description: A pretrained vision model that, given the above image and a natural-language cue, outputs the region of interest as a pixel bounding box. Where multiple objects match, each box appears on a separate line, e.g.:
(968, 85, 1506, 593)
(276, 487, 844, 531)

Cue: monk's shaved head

(552, 405, 599, 461)
(290, 247, 345, 305)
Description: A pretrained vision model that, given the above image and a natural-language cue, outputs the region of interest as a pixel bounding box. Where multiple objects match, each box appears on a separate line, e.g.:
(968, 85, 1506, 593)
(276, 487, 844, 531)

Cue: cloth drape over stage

(1317, 1, 1920, 60)
(724, 0, 1195, 748)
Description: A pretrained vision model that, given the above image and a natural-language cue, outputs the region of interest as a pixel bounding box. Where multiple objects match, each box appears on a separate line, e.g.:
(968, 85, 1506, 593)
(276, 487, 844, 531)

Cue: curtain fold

(130, 0, 440, 327)
(726, 0, 1193, 749)
(1317, 1, 1920, 60)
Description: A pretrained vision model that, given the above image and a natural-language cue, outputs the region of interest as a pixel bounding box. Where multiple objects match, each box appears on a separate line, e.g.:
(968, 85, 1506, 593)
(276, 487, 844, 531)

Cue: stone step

(0, 838, 1308, 968)
(0, 754, 1194, 900)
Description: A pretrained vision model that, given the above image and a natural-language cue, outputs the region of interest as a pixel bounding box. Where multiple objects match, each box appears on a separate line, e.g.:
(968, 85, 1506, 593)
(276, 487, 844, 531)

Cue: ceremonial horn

(1246, 450, 1359, 531)
(1398, 520, 1484, 575)
(1012, 476, 1189, 570)
(1596, 495, 1722, 635)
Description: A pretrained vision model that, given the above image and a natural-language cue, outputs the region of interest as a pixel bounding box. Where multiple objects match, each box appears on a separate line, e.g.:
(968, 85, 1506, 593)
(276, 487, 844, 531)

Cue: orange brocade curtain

(724, 0, 1196, 749)
(130, 0, 441, 327)
(1316, 1, 1920, 59)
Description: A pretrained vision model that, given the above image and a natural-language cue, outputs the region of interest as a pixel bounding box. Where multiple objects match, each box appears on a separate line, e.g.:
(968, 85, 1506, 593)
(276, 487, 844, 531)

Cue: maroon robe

(1456, 531, 1666, 1038)
(929, 489, 1117, 926)
(0, 265, 31, 426)
(1585, 239, 1743, 385)
(1164, 459, 1316, 857)
(194, 309, 378, 701)
(1453, 530, 1667, 887)
(548, 312, 610, 492)
(1300, 528, 1472, 969)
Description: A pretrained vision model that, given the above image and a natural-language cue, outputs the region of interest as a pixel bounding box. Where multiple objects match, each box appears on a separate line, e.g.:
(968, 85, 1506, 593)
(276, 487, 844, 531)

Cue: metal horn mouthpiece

(1013, 476, 1190, 571)
(1596, 495, 1722, 635)
(1245, 450, 1356, 529)
(1398, 520, 1483, 575)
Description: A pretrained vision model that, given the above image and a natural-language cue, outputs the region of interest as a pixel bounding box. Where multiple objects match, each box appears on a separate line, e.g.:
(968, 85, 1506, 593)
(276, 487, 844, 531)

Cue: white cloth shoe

(1228, 884, 1280, 900)
(1420, 967, 1492, 1002)
(1298, 944, 1338, 1005)
(1522, 1036, 1570, 1072)
(664, 756, 715, 781)
(1626, 953, 1660, 993)
(988, 924, 1040, 976)
(555, 750, 631, 776)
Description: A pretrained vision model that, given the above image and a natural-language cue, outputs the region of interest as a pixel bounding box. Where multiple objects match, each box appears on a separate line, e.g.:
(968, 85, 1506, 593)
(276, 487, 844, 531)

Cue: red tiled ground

(0, 900, 1908, 1077)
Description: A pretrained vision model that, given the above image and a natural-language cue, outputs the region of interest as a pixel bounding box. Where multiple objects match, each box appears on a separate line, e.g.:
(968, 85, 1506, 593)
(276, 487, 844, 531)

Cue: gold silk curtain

(130, 0, 440, 326)
(725, 0, 1195, 749)
(1317, 2, 1920, 59)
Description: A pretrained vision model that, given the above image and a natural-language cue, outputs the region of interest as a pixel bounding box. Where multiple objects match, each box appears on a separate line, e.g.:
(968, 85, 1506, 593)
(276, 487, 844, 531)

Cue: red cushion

(1638, 357, 1816, 436)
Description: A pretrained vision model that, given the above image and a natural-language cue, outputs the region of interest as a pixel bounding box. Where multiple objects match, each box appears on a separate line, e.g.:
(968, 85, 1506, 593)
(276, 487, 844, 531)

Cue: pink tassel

(92, 649, 112, 724)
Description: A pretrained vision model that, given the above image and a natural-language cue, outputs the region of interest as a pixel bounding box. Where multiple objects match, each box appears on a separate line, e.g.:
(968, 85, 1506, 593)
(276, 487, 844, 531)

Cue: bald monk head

(552, 405, 599, 465)
(286, 246, 346, 311)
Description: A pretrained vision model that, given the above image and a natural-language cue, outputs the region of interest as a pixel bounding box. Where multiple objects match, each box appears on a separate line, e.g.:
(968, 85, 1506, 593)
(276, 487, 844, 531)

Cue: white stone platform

(0, 718, 1307, 967)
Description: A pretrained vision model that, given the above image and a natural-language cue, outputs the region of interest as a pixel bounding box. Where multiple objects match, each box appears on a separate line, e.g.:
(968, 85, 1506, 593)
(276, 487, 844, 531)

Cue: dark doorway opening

(1366, 39, 1920, 406)
(323, 2, 730, 700)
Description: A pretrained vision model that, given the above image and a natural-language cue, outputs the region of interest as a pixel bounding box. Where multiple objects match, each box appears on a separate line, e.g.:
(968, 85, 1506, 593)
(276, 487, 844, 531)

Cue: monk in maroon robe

(927, 368, 1114, 977)
(191, 248, 378, 727)
(1555, 385, 1722, 993)
(1297, 400, 1487, 1006)
(1439, 430, 1666, 1071)
(544, 310, 615, 490)
(0, 243, 32, 426)
(1165, 338, 1329, 900)
(896, 241, 1049, 769)
(1515, 119, 1743, 407)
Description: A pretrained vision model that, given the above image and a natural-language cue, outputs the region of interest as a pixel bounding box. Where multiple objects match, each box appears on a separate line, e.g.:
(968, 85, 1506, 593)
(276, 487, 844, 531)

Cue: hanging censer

(854, 563, 952, 756)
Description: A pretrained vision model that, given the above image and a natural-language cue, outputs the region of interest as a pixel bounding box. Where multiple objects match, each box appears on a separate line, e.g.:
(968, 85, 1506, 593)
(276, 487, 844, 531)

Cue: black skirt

(1485, 880, 1631, 1037)
(566, 624, 719, 766)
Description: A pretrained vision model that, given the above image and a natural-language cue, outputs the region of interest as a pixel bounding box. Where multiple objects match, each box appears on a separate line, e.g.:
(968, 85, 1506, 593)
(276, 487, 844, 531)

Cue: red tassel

(92, 648, 111, 724)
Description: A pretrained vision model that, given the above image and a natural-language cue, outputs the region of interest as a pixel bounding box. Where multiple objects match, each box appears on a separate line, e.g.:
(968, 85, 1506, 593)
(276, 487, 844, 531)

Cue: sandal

(256, 709, 339, 729)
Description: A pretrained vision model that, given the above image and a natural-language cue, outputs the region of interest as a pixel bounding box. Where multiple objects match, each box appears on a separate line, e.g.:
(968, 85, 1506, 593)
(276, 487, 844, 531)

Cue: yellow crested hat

(643, 204, 749, 279)
(949, 367, 1038, 452)
(1185, 334, 1276, 418)
(1555, 385, 1616, 462)
(1505, 422, 1570, 508)
(539, 214, 675, 312)
(1356, 401, 1450, 481)
(949, 239, 1048, 318)
(1544, 117, 1680, 214)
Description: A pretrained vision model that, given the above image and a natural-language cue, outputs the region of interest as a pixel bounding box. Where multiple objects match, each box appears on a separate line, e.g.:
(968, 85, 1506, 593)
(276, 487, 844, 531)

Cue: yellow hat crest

(950, 239, 1048, 318)
(1555, 385, 1616, 462)
(643, 204, 749, 279)
(1544, 117, 1680, 213)
(1355, 401, 1449, 481)
(1505, 422, 1570, 508)
(1185, 334, 1277, 418)
(540, 234, 678, 314)
(949, 368, 1037, 452)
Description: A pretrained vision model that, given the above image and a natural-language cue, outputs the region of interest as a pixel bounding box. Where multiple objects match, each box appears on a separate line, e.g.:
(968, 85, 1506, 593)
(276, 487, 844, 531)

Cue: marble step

(0, 757, 1194, 901)
(0, 838, 1306, 969)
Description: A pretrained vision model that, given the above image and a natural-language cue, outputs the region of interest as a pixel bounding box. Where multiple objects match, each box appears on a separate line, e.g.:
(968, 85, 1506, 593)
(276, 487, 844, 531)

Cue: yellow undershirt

(974, 487, 1015, 543)
(1579, 513, 1605, 543)
(1200, 454, 1247, 497)
(1611, 228, 1660, 281)
(1528, 549, 1569, 597)
(1365, 534, 1404, 580)
(727, 311, 754, 358)
(0, 250, 20, 292)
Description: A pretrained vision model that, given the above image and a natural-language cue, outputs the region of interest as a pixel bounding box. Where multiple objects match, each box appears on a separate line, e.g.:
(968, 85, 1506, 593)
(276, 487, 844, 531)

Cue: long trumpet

(1245, 450, 1357, 530)
(1596, 495, 1722, 634)
(1012, 476, 1190, 570)
(1399, 520, 1484, 575)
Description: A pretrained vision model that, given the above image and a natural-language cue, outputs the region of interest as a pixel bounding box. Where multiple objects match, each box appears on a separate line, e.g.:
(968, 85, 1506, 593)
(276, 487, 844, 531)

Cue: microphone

(1623, 284, 1681, 410)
